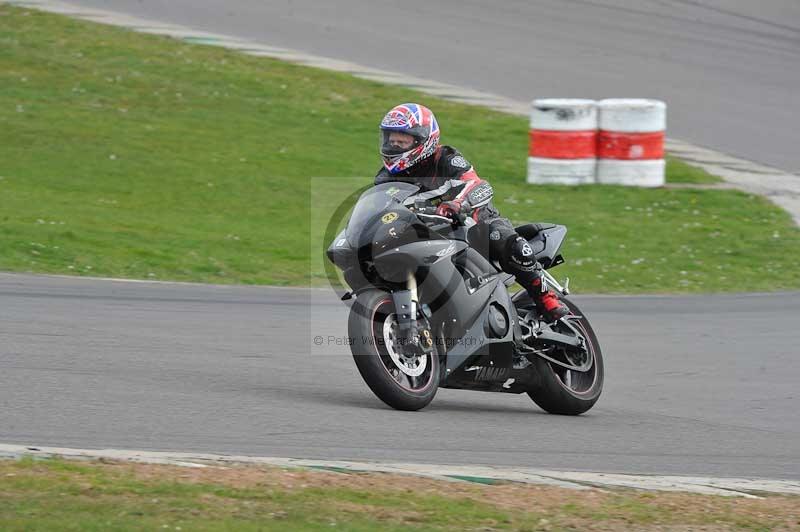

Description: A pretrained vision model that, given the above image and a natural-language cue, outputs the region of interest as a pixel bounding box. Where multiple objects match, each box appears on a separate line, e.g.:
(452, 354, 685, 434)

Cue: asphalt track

(2, 273, 799, 479)
(3, 0, 799, 481)
(58, 0, 800, 172)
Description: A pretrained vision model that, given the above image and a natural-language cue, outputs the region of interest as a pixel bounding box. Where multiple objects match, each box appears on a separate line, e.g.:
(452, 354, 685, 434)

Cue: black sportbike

(326, 181, 603, 413)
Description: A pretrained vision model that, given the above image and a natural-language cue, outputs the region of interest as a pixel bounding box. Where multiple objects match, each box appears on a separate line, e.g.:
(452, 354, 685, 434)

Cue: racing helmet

(379, 103, 440, 174)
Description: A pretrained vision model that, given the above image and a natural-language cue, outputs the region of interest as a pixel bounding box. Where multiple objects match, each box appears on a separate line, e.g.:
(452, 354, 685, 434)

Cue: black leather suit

(375, 145, 544, 294)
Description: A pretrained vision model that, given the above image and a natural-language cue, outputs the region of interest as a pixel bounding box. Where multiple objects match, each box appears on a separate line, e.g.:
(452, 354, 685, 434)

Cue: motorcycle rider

(375, 103, 570, 322)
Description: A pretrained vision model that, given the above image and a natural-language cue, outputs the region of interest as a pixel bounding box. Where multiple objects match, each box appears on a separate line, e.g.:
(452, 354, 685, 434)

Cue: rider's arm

(437, 153, 494, 221)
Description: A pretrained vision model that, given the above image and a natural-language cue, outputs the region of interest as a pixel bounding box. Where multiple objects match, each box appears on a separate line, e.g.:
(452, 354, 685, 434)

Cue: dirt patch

(103, 460, 800, 528)
(117, 460, 579, 501)
(5, 458, 799, 530)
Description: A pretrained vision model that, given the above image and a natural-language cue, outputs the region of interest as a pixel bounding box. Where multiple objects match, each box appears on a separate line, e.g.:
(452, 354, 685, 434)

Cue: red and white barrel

(527, 99, 597, 185)
(596, 99, 666, 187)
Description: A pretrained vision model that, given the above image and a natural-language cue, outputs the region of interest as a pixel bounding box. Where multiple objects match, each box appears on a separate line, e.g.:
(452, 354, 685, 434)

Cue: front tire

(515, 292, 604, 415)
(348, 289, 439, 411)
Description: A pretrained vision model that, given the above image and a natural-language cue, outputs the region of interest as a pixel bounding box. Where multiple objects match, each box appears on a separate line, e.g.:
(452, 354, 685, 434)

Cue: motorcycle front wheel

(348, 289, 439, 411)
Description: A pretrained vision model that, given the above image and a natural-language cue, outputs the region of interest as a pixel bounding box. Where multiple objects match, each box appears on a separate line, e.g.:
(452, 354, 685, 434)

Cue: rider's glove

(435, 201, 466, 223)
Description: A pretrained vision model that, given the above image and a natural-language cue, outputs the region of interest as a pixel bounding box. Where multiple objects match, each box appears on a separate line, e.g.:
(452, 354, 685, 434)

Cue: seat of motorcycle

(514, 223, 557, 240)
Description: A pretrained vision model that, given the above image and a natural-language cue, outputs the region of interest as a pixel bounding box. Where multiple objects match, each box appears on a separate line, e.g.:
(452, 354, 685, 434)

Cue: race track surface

(2, 273, 798, 479)
(58, 0, 800, 172)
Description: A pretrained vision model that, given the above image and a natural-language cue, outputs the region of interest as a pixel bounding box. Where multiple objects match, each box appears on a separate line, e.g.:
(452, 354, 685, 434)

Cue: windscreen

(346, 182, 419, 246)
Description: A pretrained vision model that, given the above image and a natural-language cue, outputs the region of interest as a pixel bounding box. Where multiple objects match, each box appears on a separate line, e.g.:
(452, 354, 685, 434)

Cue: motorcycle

(326, 181, 603, 413)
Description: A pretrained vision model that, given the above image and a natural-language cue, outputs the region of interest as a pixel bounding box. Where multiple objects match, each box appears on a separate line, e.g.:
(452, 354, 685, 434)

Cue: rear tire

(515, 292, 604, 415)
(349, 289, 439, 411)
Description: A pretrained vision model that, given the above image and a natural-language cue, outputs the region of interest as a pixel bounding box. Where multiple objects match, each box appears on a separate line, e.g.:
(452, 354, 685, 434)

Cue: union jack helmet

(379, 103, 440, 174)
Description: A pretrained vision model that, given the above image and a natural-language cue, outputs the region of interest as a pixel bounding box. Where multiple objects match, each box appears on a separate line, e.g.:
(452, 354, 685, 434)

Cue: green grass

(1, 458, 797, 531)
(0, 458, 517, 531)
(1, 6, 798, 293)
(665, 155, 721, 184)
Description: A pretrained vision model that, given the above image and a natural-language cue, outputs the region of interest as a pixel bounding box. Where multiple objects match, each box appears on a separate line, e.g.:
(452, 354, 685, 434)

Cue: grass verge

(1, 457, 798, 531)
(1, 6, 798, 292)
(665, 155, 721, 184)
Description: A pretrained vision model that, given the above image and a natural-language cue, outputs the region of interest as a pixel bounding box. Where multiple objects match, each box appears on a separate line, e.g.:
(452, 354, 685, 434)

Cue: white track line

(3, 444, 800, 497)
(5, 0, 799, 224)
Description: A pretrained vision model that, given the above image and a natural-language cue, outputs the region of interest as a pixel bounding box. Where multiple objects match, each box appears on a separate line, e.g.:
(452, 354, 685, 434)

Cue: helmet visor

(379, 129, 423, 157)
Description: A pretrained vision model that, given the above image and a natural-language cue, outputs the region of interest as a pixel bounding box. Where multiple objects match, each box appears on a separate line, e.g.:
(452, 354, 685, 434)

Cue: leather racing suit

(375, 145, 567, 320)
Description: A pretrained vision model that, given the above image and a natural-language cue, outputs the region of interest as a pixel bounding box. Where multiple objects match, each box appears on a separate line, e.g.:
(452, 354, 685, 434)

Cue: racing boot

(529, 269, 570, 323)
(507, 236, 570, 323)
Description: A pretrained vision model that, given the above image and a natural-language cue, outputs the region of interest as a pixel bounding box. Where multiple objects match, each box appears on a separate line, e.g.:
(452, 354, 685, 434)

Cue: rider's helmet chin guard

(379, 103, 440, 174)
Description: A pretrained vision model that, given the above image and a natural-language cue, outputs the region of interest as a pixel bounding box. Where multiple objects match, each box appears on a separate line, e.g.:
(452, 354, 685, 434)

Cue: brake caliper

(418, 327, 435, 353)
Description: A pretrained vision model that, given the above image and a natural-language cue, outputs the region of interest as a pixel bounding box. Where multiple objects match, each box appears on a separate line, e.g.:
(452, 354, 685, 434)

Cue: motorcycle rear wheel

(348, 289, 439, 411)
(515, 292, 604, 415)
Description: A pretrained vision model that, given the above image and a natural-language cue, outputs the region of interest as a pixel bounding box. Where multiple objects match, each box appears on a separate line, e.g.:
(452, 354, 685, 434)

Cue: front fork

(391, 272, 434, 353)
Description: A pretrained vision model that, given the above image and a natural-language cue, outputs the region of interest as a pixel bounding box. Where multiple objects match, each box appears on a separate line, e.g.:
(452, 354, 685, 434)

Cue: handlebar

(403, 186, 471, 227)
(416, 212, 453, 224)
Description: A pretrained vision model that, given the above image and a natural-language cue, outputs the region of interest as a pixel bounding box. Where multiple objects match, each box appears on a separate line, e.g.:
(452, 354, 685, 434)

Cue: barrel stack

(527, 98, 597, 185)
(597, 99, 666, 187)
(526, 98, 666, 187)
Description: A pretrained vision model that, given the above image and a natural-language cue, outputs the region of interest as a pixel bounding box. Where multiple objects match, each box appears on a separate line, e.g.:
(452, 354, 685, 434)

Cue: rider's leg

(485, 218, 570, 322)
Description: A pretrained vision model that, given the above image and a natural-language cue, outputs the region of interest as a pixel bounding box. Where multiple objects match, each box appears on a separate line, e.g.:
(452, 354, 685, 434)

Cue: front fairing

(345, 182, 432, 255)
